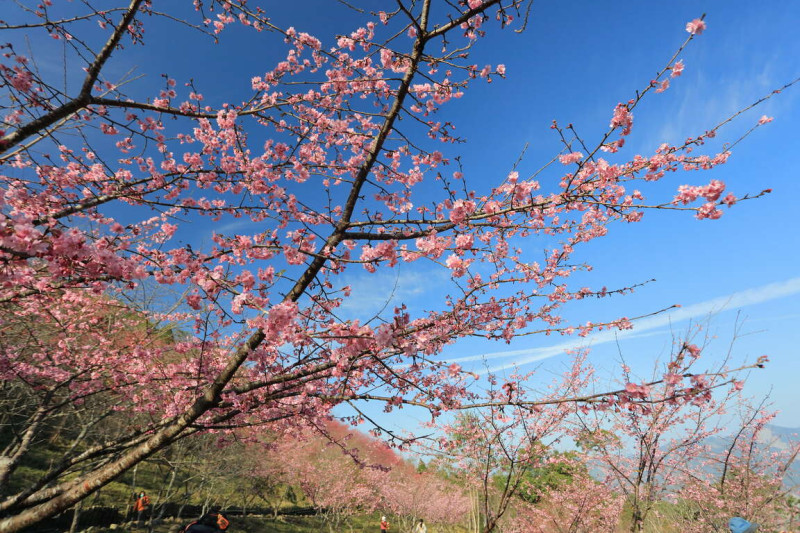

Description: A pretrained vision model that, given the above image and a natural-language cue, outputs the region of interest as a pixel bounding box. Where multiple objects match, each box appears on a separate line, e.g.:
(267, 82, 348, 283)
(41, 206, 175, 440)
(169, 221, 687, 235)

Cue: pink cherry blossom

(609, 103, 633, 135)
(685, 18, 707, 35)
(0, 5, 775, 531)
(558, 151, 583, 165)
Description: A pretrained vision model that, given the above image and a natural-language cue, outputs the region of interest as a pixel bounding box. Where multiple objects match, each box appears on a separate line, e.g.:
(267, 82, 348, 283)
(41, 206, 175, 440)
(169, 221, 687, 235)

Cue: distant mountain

(704, 424, 800, 492)
(759, 425, 800, 450)
(707, 424, 799, 453)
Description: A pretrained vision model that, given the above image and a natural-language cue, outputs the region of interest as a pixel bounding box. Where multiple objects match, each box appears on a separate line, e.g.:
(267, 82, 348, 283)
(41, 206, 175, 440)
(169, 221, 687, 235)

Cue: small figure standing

(413, 518, 427, 533)
(380, 515, 390, 532)
(729, 517, 759, 533)
(132, 491, 150, 525)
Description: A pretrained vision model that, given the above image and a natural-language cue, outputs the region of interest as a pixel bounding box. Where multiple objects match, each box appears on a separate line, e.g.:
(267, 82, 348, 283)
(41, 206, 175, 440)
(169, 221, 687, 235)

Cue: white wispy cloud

(336, 265, 448, 320)
(446, 276, 800, 373)
(638, 52, 783, 153)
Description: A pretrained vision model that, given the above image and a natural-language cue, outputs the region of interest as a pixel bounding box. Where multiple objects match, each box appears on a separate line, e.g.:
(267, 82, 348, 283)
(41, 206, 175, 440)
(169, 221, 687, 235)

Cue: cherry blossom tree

(0, 1, 782, 531)
(432, 364, 586, 533)
(672, 407, 799, 532)
(292, 453, 377, 533)
(255, 421, 392, 531)
(506, 464, 623, 533)
(241, 420, 469, 532)
(373, 468, 471, 533)
(238, 440, 300, 518)
(0, 296, 178, 503)
(571, 331, 762, 532)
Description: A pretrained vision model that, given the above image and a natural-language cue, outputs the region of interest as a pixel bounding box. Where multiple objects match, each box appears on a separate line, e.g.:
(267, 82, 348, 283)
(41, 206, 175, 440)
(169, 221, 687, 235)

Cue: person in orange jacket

(132, 492, 150, 524)
(182, 511, 230, 532)
(380, 515, 390, 532)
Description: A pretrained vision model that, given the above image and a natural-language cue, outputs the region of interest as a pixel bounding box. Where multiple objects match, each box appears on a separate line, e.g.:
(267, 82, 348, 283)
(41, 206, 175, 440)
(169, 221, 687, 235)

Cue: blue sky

(171, 1, 800, 426)
(318, 1, 800, 427)
(9, 1, 797, 427)
(474, 1, 800, 427)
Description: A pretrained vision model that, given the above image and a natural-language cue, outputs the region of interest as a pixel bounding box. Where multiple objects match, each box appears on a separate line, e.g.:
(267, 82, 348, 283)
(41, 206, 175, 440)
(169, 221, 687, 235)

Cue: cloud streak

(446, 277, 800, 374)
(336, 265, 448, 320)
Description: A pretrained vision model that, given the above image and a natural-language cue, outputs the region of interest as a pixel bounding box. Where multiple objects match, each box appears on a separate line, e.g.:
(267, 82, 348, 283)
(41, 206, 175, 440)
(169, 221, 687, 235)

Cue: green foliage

(575, 428, 621, 452)
(514, 451, 584, 504)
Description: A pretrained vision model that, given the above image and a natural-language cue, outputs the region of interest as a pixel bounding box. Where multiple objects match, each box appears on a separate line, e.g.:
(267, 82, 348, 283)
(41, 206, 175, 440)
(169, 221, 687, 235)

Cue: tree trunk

(0, 407, 46, 490)
(67, 500, 83, 533)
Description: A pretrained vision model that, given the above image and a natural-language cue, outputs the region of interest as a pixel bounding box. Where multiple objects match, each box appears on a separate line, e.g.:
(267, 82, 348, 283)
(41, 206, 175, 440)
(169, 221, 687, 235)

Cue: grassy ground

(88, 514, 465, 533)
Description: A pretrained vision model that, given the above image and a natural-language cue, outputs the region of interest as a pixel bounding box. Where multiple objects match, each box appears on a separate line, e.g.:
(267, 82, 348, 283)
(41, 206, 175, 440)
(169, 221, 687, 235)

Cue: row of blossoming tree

(0, 0, 793, 531)
(248, 420, 471, 532)
(31, 404, 789, 533)
(426, 336, 798, 532)
(169, 393, 800, 532)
